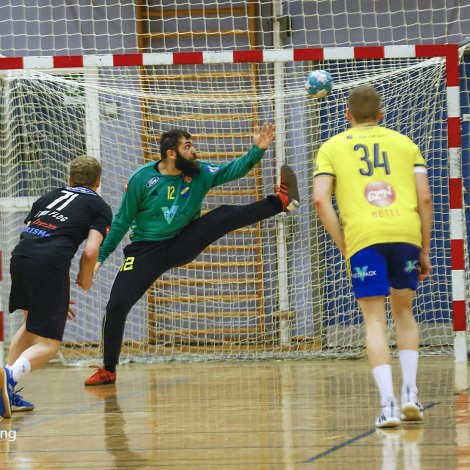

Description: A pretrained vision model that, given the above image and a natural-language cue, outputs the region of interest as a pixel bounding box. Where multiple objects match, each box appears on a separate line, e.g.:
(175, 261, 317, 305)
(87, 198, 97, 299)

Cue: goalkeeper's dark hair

(348, 85, 382, 122)
(160, 129, 192, 160)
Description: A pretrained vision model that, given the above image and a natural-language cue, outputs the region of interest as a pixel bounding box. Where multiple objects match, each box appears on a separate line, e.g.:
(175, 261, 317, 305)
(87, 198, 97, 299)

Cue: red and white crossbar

(0, 44, 461, 69)
(0, 44, 465, 359)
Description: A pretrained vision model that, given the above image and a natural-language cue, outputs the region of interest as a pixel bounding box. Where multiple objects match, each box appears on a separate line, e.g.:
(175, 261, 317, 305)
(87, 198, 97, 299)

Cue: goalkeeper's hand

(252, 123, 275, 149)
(68, 300, 76, 320)
(94, 262, 102, 275)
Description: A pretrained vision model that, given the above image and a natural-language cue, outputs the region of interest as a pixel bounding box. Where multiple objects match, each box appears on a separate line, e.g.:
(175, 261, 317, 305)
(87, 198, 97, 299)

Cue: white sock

(372, 364, 396, 406)
(9, 357, 31, 382)
(398, 349, 419, 401)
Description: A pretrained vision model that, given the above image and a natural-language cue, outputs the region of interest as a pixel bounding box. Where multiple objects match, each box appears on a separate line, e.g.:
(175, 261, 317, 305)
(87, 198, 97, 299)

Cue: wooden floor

(0, 356, 467, 469)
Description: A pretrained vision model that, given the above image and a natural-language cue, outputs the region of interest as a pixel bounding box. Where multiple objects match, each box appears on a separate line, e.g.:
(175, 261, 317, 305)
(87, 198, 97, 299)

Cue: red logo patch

(364, 181, 396, 207)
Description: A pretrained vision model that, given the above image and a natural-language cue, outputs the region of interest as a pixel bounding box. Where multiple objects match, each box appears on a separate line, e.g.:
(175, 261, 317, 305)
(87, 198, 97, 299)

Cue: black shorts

(9, 256, 70, 341)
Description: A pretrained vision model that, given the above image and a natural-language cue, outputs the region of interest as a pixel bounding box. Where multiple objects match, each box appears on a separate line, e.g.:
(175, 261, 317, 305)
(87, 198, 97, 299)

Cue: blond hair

(69, 156, 102, 187)
(348, 85, 382, 123)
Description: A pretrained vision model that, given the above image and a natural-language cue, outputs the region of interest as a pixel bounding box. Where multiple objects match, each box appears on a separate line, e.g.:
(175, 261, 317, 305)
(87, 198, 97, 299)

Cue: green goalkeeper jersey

(98, 145, 266, 263)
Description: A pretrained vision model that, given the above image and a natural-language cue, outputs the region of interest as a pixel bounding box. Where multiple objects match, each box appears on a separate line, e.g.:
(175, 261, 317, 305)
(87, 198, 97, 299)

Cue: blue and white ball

(305, 70, 333, 98)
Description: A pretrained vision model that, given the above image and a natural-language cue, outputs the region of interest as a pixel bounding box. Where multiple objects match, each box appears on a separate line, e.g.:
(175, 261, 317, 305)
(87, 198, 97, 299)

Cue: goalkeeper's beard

(175, 150, 201, 176)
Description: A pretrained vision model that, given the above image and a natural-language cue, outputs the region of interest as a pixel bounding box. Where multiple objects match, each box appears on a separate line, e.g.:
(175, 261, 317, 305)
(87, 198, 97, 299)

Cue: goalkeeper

(84, 123, 300, 386)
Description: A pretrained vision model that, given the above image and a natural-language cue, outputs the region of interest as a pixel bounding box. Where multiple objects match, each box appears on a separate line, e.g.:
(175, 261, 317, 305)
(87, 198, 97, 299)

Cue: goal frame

(0, 44, 465, 362)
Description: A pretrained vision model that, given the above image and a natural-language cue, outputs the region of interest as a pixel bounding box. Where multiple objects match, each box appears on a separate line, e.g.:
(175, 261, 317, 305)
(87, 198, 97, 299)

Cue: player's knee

(393, 309, 416, 323)
(105, 300, 133, 322)
(37, 337, 61, 357)
(215, 204, 233, 216)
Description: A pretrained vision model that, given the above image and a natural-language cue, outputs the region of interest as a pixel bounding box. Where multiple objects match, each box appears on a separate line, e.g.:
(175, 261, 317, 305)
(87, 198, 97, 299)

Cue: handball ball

(305, 70, 333, 98)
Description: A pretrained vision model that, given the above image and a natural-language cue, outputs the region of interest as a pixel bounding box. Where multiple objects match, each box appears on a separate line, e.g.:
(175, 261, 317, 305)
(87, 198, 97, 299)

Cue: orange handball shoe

(276, 164, 300, 212)
(84, 366, 116, 386)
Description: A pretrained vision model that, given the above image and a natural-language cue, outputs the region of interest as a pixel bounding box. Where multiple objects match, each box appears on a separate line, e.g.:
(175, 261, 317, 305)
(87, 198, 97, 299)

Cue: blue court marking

(303, 401, 439, 464)
(14, 375, 191, 429)
(303, 429, 376, 464)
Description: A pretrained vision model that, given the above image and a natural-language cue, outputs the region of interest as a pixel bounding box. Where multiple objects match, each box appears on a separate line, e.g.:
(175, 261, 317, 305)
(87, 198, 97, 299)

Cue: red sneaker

(84, 366, 116, 386)
(276, 164, 300, 211)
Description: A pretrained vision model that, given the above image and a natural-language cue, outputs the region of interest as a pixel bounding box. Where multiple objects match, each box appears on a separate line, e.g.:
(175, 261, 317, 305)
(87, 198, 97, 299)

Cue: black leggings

(103, 196, 283, 367)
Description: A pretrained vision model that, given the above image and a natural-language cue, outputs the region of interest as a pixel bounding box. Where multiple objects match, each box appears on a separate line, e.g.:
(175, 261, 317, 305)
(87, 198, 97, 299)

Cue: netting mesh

(0, 53, 460, 363)
(461, 46, 470, 356)
(0, 1, 468, 55)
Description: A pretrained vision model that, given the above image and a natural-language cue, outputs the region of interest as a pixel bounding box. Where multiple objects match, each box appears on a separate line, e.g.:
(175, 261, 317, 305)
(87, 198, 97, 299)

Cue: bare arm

(313, 175, 346, 257)
(76, 229, 104, 291)
(415, 172, 433, 281)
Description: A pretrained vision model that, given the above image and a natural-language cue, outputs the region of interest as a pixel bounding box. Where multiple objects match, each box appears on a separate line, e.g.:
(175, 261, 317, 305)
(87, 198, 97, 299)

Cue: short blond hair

(69, 156, 102, 187)
(348, 85, 382, 123)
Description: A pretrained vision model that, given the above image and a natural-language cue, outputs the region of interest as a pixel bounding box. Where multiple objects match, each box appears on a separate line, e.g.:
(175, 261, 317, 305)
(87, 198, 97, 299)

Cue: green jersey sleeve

(210, 145, 266, 187)
(98, 176, 143, 263)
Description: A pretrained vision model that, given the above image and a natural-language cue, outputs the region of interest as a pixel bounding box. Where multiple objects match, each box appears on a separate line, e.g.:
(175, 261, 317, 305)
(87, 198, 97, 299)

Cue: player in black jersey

(0, 156, 112, 418)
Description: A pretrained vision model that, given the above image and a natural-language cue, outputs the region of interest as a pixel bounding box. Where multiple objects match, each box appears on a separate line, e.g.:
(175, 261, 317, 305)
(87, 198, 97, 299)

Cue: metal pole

(273, 0, 291, 345)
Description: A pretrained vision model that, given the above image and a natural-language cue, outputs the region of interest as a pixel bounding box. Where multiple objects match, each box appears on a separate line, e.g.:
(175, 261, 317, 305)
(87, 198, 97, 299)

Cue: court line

(303, 402, 439, 464)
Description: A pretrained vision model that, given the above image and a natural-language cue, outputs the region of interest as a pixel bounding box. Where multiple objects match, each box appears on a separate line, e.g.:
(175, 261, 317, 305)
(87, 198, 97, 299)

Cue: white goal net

(0, 46, 466, 363)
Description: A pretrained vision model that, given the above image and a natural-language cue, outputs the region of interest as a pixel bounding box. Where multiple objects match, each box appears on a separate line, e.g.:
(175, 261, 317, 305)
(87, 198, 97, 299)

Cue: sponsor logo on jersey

(31, 218, 58, 230)
(180, 186, 190, 198)
(146, 176, 159, 188)
(364, 181, 396, 208)
(183, 175, 192, 183)
(404, 260, 419, 273)
(206, 165, 220, 173)
(162, 206, 179, 224)
(22, 226, 51, 237)
(352, 266, 377, 281)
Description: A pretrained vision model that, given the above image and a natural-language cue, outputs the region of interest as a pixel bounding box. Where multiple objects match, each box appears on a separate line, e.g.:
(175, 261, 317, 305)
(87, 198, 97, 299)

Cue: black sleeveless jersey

(12, 186, 112, 272)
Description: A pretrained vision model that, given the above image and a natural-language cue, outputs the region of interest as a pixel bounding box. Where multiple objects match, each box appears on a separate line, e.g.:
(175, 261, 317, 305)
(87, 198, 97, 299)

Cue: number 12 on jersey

(355, 143, 391, 176)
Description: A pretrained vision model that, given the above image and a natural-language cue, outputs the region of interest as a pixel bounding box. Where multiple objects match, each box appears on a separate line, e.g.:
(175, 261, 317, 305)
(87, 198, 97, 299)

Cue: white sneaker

(401, 387, 424, 422)
(401, 400, 424, 422)
(375, 401, 401, 428)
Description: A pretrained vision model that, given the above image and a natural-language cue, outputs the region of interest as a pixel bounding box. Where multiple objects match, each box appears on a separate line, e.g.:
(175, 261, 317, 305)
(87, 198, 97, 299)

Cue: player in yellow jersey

(313, 85, 433, 428)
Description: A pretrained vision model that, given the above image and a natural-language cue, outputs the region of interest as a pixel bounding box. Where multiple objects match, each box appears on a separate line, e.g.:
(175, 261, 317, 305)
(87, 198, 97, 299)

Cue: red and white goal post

(0, 44, 467, 364)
